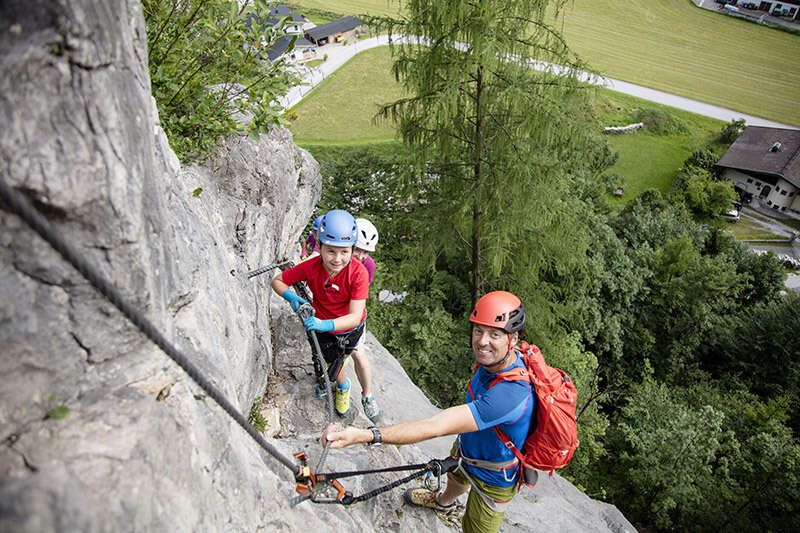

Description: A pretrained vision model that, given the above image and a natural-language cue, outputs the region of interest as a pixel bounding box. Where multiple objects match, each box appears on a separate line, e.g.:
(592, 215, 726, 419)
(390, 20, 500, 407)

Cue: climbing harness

(0, 175, 452, 508)
(246, 260, 293, 279)
(291, 454, 460, 506)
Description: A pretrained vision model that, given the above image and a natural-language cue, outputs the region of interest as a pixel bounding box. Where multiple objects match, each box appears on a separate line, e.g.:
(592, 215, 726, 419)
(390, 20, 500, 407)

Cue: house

(245, 4, 317, 63)
(734, 0, 800, 20)
(305, 16, 361, 46)
(264, 3, 316, 34)
(265, 35, 316, 63)
(716, 126, 800, 214)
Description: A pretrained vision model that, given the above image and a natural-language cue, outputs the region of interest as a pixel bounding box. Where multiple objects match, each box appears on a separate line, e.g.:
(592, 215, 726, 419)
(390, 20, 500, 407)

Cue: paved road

(279, 35, 798, 130)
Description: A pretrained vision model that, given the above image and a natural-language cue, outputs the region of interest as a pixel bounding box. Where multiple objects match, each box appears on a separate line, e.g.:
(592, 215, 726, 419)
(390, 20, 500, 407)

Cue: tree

(672, 165, 737, 218)
(379, 0, 596, 305)
(719, 118, 746, 144)
(144, 0, 296, 161)
(605, 379, 728, 530)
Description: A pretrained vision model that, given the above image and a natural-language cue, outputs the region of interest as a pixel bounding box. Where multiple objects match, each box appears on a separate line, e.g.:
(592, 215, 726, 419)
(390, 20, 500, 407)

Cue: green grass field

(289, 46, 723, 201)
(727, 218, 787, 240)
(292, 0, 800, 125)
(288, 47, 406, 143)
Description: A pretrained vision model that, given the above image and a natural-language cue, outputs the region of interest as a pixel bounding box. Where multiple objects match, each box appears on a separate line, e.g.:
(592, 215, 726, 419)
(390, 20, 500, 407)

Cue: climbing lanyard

(291, 454, 460, 506)
(0, 175, 452, 508)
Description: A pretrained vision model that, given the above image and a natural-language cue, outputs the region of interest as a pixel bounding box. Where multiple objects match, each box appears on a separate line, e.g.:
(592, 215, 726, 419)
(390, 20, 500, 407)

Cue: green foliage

(143, 0, 296, 161)
(378, 0, 596, 303)
(597, 380, 800, 531)
(367, 272, 471, 406)
(672, 165, 737, 218)
(702, 293, 800, 432)
(45, 405, 70, 420)
(605, 379, 727, 530)
(248, 398, 267, 432)
(684, 148, 718, 171)
(719, 118, 746, 144)
(632, 108, 688, 135)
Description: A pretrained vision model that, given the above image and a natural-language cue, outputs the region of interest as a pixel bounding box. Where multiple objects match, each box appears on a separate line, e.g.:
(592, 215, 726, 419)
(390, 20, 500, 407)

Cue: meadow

(288, 46, 724, 203)
(291, 0, 800, 125)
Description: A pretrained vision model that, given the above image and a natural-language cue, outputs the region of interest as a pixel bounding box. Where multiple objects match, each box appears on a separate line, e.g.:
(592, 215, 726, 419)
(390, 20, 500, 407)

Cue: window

(781, 206, 787, 211)
(747, 178, 753, 183)
(756, 182, 762, 187)
(781, 190, 788, 196)
(767, 200, 772, 205)
(776, 185, 781, 192)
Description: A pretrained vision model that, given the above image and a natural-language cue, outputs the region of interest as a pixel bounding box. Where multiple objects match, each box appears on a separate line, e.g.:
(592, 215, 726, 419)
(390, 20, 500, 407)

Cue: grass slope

(293, 0, 800, 125)
(288, 47, 405, 143)
(289, 46, 723, 202)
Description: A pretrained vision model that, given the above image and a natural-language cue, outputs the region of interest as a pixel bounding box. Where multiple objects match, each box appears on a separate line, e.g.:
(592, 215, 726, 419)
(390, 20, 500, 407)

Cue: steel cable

(0, 176, 299, 475)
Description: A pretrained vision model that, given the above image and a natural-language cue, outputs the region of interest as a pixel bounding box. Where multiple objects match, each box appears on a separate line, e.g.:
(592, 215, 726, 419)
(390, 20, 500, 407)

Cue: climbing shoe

(335, 379, 351, 417)
(403, 488, 456, 512)
(361, 395, 381, 423)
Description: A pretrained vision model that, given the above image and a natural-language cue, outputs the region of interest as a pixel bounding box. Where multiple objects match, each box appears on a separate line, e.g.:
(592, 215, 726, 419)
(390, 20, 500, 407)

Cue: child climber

(300, 215, 323, 259)
(271, 209, 369, 417)
(350, 217, 381, 422)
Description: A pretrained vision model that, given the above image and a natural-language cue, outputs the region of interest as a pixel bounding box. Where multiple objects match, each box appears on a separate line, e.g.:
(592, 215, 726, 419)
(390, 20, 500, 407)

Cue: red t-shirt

(281, 256, 368, 331)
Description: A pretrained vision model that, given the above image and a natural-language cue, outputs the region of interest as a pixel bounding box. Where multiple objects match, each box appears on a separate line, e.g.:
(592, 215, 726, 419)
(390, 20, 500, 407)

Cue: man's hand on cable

(303, 316, 335, 332)
(281, 289, 308, 312)
(322, 423, 368, 448)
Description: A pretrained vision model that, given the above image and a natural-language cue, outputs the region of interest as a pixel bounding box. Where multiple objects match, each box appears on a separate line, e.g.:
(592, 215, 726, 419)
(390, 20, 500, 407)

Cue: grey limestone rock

(0, 1, 635, 532)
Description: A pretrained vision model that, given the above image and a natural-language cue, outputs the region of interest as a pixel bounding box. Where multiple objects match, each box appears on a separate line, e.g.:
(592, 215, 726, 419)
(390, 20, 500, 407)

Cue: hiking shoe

(335, 379, 351, 416)
(361, 395, 381, 423)
(403, 488, 455, 512)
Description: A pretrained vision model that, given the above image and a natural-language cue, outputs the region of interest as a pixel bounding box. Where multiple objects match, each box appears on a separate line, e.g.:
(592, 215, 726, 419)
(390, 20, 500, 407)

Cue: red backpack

(468, 341, 579, 486)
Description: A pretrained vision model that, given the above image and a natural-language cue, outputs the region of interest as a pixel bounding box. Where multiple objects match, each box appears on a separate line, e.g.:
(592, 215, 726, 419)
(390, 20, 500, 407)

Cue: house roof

(716, 126, 800, 189)
(245, 4, 306, 33)
(267, 4, 306, 24)
(266, 35, 314, 62)
(305, 16, 361, 41)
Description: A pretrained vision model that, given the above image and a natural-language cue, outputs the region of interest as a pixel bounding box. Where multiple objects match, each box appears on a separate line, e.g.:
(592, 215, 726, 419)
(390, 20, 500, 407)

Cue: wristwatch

(367, 426, 382, 447)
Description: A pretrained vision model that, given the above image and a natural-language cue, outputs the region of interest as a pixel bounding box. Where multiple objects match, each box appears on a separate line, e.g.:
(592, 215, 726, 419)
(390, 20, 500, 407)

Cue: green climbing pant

(450, 442, 518, 533)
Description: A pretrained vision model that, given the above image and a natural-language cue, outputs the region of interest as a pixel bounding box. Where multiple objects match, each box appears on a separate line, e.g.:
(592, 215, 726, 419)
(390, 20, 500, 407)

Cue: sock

(337, 378, 350, 391)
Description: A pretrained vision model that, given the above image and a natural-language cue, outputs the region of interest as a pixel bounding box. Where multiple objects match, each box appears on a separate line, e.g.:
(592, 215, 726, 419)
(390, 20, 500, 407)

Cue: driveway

(280, 35, 797, 130)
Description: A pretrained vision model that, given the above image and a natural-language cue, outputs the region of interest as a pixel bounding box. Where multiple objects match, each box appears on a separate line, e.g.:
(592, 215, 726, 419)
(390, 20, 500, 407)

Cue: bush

(719, 118, 746, 144)
(143, 0, 296, 161)
(632, 108, 688, 135)
(684, 148, 718, 171)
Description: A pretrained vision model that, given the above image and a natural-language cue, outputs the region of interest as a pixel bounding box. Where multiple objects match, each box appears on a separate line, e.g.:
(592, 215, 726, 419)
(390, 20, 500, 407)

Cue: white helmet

(355, 217, 379, 252)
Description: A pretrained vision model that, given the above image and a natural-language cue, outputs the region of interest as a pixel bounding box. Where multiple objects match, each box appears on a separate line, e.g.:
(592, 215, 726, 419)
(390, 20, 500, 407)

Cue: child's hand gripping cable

(281, 289, 308, 312)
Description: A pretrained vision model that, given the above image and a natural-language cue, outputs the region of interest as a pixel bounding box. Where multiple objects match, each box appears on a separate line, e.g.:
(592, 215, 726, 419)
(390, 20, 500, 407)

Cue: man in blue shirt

(324, 291, 534, 533)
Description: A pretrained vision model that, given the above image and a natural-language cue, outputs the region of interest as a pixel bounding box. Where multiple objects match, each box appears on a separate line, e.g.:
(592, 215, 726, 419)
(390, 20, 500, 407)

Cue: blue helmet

(312, 215, 324, 231)
(318, 209, 358, 247)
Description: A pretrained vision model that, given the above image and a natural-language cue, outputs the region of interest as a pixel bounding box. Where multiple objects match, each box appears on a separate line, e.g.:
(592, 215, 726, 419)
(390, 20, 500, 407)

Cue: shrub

(143, 0, 297, 161)
(684, 148, 718, 171)
(719, 118, 746, 144)
(632, 108, 688, 135)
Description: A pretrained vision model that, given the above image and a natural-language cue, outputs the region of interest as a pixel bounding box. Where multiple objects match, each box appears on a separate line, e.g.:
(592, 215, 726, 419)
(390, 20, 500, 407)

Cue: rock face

(0, 1, 635, 532)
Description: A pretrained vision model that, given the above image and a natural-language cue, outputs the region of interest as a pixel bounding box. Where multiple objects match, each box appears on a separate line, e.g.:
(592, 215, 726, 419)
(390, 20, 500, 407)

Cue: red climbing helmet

(469, 291, 525, 333)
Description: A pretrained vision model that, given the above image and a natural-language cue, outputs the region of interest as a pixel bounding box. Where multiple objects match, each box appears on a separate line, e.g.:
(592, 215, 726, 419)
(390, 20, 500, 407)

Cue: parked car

(720, 209, 741, 222)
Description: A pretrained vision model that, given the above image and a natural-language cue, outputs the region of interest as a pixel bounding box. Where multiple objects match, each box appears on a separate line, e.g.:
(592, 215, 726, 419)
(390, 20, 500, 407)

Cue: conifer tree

(379, 0, 599, 307)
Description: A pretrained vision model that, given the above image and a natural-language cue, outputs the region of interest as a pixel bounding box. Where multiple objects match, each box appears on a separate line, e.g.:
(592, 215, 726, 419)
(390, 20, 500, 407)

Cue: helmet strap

(482, 341, 516, 372)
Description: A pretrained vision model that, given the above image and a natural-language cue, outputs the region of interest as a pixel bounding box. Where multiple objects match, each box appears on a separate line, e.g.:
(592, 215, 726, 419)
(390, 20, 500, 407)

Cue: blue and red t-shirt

(461, 355, 535, 487)
(280, 256, 368, 332)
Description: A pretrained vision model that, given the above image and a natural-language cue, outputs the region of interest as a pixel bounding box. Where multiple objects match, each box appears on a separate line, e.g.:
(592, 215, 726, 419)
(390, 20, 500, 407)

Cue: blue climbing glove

(303, 316, 335, 332)
(281, 290, 308, 312)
